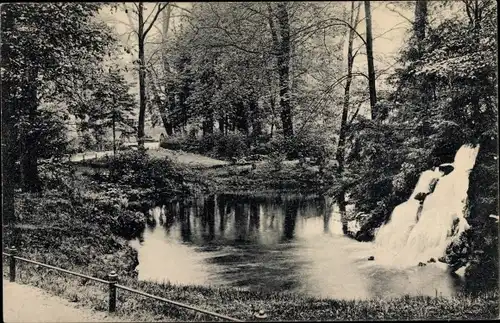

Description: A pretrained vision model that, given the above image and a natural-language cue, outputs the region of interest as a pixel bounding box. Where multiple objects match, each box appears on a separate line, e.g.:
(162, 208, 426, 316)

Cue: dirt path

(3, 279, 125, 322)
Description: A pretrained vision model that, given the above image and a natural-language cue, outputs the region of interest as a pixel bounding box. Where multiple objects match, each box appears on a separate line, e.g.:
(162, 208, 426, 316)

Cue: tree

(414, 0, 428, 43)
(363, 1, 377, 120)
(1, 3, 114, 193)
(336, 1, 362, 234)
(1, 3, 115, 247)
(1, 4, 17, 229)
(67, 66, 137, 155)
(121, 2, 169, 147)
(269, 2, 293, 139)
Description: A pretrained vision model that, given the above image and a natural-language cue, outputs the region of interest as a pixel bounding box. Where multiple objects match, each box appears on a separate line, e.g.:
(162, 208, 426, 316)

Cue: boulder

(368, 256, 375, 261)
(347, 220, 361, 236)
(414, 192, 428, 202)
(428, 258, 436, 263)
(418, 262, 427, 267)
(438, 163, 454, 175)
(442, 229, 472, 272)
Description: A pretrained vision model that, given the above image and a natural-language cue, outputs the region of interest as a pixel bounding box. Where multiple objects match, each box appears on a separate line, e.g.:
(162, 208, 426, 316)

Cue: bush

(212, 133, 248, 159)
(267, 152, 286, 172)
(159, 134, 199, 152)
(38, 160, 76, 192)
(108, 150, 187, 194)
(266, 130, 334, 161)
(114, 210, 146, 240)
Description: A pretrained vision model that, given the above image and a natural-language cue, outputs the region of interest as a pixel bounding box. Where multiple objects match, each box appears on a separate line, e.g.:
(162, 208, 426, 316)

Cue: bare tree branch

(291, 17, 367, 46)
(170, 3, 192, 14)
(143, 3, 169, 38)
(385, 3, 414, 25)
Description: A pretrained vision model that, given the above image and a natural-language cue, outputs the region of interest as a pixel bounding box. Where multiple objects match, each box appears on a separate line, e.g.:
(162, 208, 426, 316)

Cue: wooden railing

(2, 247, 261, 322)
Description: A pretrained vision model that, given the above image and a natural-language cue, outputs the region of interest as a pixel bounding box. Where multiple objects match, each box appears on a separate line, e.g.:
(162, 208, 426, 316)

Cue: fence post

(108, 271, 118, 313)
(7, 246, 17, 282)
(254, 309, 268, 321)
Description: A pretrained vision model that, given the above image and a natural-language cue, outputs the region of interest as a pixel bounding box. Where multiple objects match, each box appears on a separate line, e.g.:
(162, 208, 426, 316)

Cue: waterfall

(374, 144, 480, 267)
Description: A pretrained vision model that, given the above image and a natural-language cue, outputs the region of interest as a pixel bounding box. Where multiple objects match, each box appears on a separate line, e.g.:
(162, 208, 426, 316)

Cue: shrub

(267, 152, 286, 172)
(108, 150, 187, 194)
(266, 130, 334, 161)
(114, 210, 146, 240)
(159, 134, 199, 152)
(212, 133, 249, 159)
(38, 160, 76, 192)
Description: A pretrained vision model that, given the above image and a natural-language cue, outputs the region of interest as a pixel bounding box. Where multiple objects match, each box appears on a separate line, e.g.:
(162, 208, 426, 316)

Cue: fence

(2, 247, 262, 322)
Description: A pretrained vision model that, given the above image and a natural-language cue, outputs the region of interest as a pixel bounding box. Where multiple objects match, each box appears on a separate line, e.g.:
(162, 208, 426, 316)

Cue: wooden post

(108, 271, 118, 313)
(254, 309, 268, 321)
(7, 246, 17, 282)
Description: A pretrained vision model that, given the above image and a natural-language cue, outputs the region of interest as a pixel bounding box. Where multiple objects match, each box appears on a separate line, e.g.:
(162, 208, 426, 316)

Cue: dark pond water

(130, 194, 463, 300)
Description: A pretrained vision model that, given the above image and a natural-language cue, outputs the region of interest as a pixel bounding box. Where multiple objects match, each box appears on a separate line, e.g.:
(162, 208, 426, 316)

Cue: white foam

(373, 144, 479, 268)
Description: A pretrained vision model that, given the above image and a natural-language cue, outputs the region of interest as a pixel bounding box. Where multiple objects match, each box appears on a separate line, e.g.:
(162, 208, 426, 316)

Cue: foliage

(345, 0, 497, 249)
(1, 3, 118, 191)
(209, 133, 249, 160)
(33, 105, 74, 159)
(67, 65, 137, 151)
(267, 152, 286, 172)
(282, 129, 336, 160)
(464, 131, 498, 293)
(147, 2, 346, 150)
(108, 150, 190, 195)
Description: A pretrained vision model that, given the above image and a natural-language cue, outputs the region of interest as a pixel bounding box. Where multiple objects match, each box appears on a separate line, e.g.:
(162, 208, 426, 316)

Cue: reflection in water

(130, 194, 463, 300)
(283, 199, 298, 241)
(179, 201, 191, 243)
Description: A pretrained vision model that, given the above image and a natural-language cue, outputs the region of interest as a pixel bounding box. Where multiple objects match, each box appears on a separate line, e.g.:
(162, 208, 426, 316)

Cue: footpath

(3, 279, 125, 322)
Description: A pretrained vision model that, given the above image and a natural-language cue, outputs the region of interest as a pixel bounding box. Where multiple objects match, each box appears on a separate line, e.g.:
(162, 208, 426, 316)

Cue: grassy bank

(6, 265, 499, 321)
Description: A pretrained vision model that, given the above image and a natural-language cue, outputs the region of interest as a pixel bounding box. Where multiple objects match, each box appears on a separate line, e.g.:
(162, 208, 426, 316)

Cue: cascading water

(374, 144, 480, 267)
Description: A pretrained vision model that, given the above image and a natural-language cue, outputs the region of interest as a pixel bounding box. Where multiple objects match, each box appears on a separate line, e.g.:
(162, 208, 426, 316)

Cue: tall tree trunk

(160, 4, 174, 136)
(235, 102, 249, 135)
(112, 108, 116, 156)
(364, 1, 377, 120)
(276, 2, 293, 139)
(337, 1, 360, 235)
(218, 115, 225, 134)
(167, 91, 175, 135)
(250, 98, 262, 139)
(1, 4, 17, 242)
(137, 1, 146, 147)
(203, 111, 214, 135)
(270, 93, 276, 138)
(414, 0, 428, 44)
(20, 68, 41, 193)
(413, 0, 429, 145)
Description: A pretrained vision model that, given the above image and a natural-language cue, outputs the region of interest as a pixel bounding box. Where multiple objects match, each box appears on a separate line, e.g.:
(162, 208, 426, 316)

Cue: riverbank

(74, 148, 336, 195)
(3, 179, 499, 321)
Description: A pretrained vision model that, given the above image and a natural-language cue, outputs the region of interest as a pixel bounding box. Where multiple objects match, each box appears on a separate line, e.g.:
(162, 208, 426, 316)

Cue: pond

(129, 193, 463, 300)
